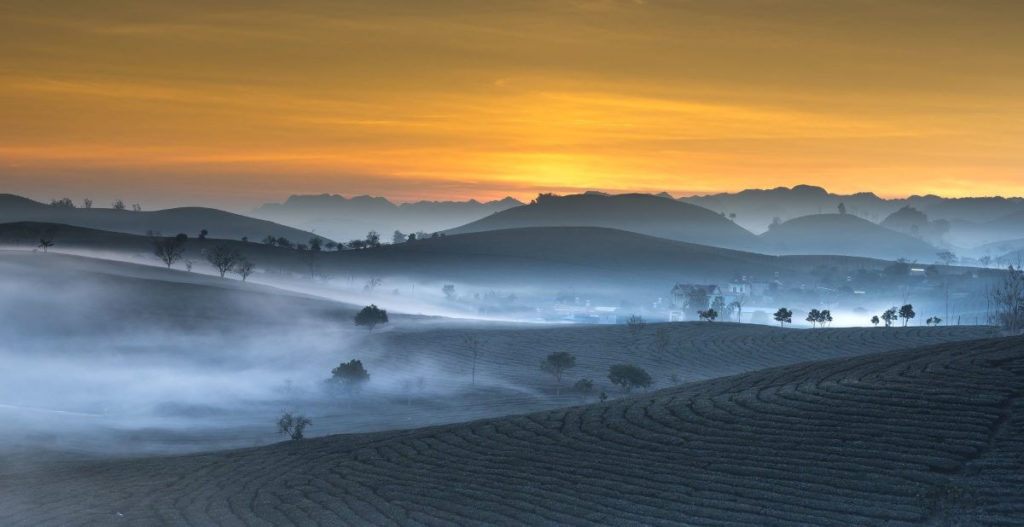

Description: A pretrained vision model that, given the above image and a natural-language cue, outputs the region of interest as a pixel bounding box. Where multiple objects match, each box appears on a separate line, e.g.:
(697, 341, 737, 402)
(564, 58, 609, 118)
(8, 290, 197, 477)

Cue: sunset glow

(2, 1, 1023, 207)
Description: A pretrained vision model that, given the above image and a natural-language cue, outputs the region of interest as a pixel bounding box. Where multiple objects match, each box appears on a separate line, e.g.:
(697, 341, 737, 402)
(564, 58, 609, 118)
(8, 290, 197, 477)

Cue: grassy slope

(2, 336, 1021, 526)
(0, 250, 358, 334)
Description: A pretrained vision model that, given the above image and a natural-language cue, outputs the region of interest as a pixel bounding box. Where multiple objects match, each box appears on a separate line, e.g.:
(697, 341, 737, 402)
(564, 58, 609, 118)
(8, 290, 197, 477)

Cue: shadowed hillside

(0, 222, 890, 291)
(761, 213, 940, 261)
(447, 193, 765, 252)
(3, 336, 1021, 525)
(0, 194, 319, 243)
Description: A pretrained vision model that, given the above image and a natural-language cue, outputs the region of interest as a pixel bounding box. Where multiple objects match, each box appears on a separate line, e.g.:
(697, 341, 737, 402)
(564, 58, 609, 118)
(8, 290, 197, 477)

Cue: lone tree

(899, 303, 916, 327)
(331, 359, 370, 392)
(153, 233, 187, 268)
(990, 265, 1024, 333)
(462, 335, 483, 385)
(773, 307, 793, 327)
(112, 199, 126, 211)
(234, 258, 255, 281)
(819, 309, 833, 327)
(697, 308, 718, 322)
(626, 314, 646, 339)
(573, 378, 594, 398)
(540, 351, 576, 395)
(206, 244, 240, 277)
(198, 229, 208, 240)
(871, 315, 880, 327)
(608, 364, 653, 392)
(37, 237, 55, 253)
(881, 307, 898, 327)
(277, 412, 312, 440)
(354, 304, 388, 331)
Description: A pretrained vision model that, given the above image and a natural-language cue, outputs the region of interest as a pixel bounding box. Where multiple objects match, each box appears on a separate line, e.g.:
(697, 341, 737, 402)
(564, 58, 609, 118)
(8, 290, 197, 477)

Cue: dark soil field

(3, 336, 1021, 526)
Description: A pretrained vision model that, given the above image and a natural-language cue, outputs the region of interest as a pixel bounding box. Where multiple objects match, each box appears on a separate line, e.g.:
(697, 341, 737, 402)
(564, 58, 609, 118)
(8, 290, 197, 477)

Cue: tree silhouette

(697, 308, 718, 322)
(806, 309, 822, 328)
(461, 335, 483, 385)
(990, 265, 1024, 333)
(608, 364, 653, 392)
(354, 305, 388, 331)
(881, 307, 898, 327)
(773, 308, 793, 327)
(899, 304, 915, 327)
(152, 233, 187, 268)
(234, 258, 255, 281)
(540, 351, 576, 395)
(37, 237, 54, 253)
(277, 412, 312, 440)
(871, 315, 880, 327)
(330, 359, 370, 393)
(206, 244, 240, 277)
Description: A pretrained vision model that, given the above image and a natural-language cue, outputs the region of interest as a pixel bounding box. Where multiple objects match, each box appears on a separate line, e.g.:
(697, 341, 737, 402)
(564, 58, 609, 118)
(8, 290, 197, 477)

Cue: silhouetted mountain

(760, 213, 941, 261)
(252, 194, 523, 241)
(0, 194, 318, 242)
(682, 186, 1024, 247)
(447, 193, 764, 252)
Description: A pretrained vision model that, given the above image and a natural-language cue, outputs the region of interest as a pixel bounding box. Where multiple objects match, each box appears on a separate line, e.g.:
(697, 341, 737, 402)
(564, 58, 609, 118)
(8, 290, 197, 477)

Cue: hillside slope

(0, 194, 319, 242)
(761, 213, 940, 261)
(3, 336, 1021, 525)
(254, 193, 523, 241)
(0, 222, 892, 292)
(448, 193, 765, 252)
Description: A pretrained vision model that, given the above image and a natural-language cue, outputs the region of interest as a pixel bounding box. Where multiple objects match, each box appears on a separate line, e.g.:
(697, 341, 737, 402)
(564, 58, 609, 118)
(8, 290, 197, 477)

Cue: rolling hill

(4, 335, 1020, 525)
(447, 193, 765, 252)
(0, 194, 320, 243)
(253, 193, 523, 242)
(0, 222, 888, 292)
(760, 213, 941, 261)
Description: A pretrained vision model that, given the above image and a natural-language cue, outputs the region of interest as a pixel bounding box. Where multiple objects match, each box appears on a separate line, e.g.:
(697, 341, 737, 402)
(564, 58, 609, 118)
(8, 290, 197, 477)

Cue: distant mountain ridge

(680, 185, 1024, 248)
(446, 192, 766, 252)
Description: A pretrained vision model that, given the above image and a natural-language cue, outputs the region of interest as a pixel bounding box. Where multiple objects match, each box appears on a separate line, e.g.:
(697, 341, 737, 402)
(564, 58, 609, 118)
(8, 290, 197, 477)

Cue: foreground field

(3, 336, 1022, 526)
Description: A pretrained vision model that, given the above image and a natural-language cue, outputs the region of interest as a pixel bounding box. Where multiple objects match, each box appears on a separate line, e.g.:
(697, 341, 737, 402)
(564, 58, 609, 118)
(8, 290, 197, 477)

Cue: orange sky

(2, 1, 1023, 208)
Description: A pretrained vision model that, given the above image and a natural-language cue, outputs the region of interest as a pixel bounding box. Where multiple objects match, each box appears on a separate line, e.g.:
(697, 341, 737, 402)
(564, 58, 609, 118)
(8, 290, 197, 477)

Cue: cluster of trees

(871, 304, 915, 327)
(805, 308, 833, 328)
(538, 350, 653, 395)
(204, 244, 255, 280)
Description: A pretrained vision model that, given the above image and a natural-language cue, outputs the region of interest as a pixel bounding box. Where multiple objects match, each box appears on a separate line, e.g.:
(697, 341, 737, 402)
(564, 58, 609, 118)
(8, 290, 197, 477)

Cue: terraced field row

(3, 336, 1021, 526)
(367, 323, 998, 391)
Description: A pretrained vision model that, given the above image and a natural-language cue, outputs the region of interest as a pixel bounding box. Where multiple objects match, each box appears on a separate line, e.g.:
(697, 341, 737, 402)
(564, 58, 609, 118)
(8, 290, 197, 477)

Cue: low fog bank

(0, 248, 1003, 461)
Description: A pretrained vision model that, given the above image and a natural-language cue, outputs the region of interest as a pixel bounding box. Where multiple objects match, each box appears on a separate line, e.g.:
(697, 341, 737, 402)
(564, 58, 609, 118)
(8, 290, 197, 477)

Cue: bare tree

(277, 412, 312, 440)
(112, 199, 126, 211)
(626, 314, 646, 339)
(206, 244, 240, 277)
(234, 258, 255, 281)
(152, 234, 187, 269)
(462, 335, 483, 385)
(82, 198, 93, 209)
(990, 265, 1024, 334)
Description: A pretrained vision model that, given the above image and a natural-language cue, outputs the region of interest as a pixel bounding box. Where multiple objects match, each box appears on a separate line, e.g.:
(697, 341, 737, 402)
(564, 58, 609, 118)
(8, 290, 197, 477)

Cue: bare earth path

(3, 336, 1022, 526)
